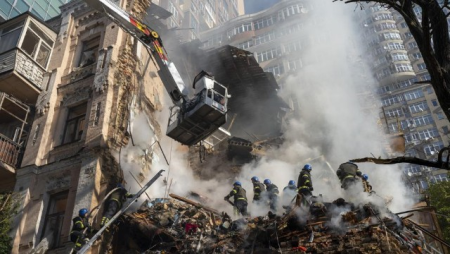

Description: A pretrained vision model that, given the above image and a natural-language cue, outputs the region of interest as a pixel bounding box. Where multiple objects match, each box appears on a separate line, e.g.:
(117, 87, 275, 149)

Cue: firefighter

(282, 180, 297, 210)
(100, 183, 134, 227)
(297, 164, 313, 198)
(251, 176, 266, 203)
(224, 181, 248, 216)
(336, 161, 362, 190)
(264, 179, 279, 212)
(70, 208, 90, 251)
(361, 174, 373, 193)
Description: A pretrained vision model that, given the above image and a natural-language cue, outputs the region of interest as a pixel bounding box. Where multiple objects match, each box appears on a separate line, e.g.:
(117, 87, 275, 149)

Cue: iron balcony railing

(0, 133, 22, 168)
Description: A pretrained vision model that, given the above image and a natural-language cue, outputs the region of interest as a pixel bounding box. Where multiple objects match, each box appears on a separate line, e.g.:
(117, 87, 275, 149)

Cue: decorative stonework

(93, 46, 113, 93)
(36, 91, 50, 116)
(62, 85, 91, 107)
(46, 173, 71, 192)
(78, 11, 104, 27)
(16, 50, 45, 89)
(63, 63, 96, 84)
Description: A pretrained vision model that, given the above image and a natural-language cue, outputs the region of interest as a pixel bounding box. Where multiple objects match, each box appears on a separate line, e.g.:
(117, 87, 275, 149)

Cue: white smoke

(118, 0, 414, 219)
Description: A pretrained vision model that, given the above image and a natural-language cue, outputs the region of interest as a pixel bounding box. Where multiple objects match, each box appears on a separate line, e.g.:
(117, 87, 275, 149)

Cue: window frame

(62, 103, 87, 145)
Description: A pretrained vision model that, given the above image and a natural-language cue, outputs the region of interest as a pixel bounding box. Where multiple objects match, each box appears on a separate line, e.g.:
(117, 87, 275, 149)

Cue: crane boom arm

(84, 0, 186, 103)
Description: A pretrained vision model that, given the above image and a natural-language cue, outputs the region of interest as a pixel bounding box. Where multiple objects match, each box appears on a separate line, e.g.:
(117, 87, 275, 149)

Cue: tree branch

(351, 147, 450, 170)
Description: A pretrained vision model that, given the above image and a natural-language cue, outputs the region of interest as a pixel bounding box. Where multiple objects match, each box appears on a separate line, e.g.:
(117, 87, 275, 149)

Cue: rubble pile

(108, 195, 429, 253)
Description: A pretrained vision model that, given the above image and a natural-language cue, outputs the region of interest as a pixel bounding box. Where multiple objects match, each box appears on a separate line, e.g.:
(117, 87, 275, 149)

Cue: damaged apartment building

(1, 0, 169, 251)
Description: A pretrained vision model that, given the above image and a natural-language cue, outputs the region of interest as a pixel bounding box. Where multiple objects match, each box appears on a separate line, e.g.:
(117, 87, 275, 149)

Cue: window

(431, 99, 438, 106)
(413, 114, 433, 126)
(403, 88, 423, 101)
(408, 41, 418, 49)
(443, 126, 449, 134)
(0, 21, 24, 53)
(400, 22, 408, 28)
(20, 22, 54, 67)
(381, 95, 400, 106)
(409, 101, 428, 113)
(41, 191, 68, 249)
(417, 63, 427, 70)
(278, 23, 303, 36)
(284, 41, 302, 53)
(424, 142, 444, 156)
(417, 128, 439, 140)
(385, 107, 403, 117)
(395, 63, 413, 72)
(78, 37, 99, 67)
(238, 40, 252, 49)
(264, 64, 284, 76)
(433, 174, 448, 183)
(388, 123, 399, 133)
(254, 31, 276, 46)
(288, 59, 302, 70)
(253, 15, 275, 30)
(62, 103, 87, 145)
(256, 47, 281, 63)
(278, 4, 302, 20)
(412, 52, 422, 60)
(436, 112, 445, 120)
(426, 86, 433, 94)
(391, 52, 408, 61)
(404, 32, 413, 38)
(419, 73, 431, 81)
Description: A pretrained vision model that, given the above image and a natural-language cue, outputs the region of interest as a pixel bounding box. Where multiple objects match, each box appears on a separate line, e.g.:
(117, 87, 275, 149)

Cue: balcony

(0, 48, 46, 103)
(0, 14, 56, 104)
(0, 92, 30, 192)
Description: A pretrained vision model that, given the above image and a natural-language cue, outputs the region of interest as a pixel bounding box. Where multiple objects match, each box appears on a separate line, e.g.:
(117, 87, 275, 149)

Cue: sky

(117, 0, 415, 219)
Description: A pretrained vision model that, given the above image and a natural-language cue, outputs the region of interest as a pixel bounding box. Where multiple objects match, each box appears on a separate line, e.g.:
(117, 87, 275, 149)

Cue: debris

(107, 193, 441, 253)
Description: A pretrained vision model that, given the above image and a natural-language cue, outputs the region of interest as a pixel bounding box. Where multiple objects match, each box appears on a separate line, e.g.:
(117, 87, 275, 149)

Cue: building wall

(157, 0, 240, 41)
(11, 0, 167, 252)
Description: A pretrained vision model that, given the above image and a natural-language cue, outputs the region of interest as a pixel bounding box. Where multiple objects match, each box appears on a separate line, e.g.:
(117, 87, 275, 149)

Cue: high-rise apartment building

(358, 5, 450, 192)
(0, 0, 70, 21)
(155, 0, 242, 41)
(199, 0, 308, 80)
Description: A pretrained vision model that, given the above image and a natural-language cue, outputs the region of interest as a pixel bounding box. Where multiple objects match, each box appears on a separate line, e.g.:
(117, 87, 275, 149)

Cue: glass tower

(0, 0, 70, 21)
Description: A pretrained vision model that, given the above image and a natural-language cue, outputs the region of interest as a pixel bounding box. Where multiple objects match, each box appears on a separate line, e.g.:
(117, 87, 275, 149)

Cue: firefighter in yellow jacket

(100, 183, 134, 226)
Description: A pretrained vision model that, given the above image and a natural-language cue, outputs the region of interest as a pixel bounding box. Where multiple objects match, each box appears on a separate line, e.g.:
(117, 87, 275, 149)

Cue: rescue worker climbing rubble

(336, 161, 362, 190)
(251, 176, 265, 204)
(70, 208, 91, 251)
(282, 180, 297, 210)
(264, 179, 279, 213)
(100, 183, 134, 227)
(297, 164, 313, 198)
(224, 181, 248, 216)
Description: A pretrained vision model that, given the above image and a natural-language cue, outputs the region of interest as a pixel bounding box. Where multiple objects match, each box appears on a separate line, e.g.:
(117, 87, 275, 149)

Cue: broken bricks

(106, 194, 435, 253)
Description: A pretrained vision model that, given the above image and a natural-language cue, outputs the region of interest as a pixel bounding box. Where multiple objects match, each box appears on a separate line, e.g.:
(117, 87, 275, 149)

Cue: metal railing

(0, 133, 22, 168)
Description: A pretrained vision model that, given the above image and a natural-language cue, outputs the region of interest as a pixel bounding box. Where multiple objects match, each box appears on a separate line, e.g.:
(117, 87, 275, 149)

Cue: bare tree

(334, 0, 450, 120)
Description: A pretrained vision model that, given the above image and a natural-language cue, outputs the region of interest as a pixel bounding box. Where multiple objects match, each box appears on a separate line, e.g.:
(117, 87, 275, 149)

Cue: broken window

(62, 103, 87, 145)
(19, 22, 53, 67)
(41, 191, 68, 249)
(78, 37, 100, 67)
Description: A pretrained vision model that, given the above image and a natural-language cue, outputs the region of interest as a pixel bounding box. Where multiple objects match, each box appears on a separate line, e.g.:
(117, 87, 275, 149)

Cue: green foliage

(427, 180, 450, 243)
(0, 193, 18, 254)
